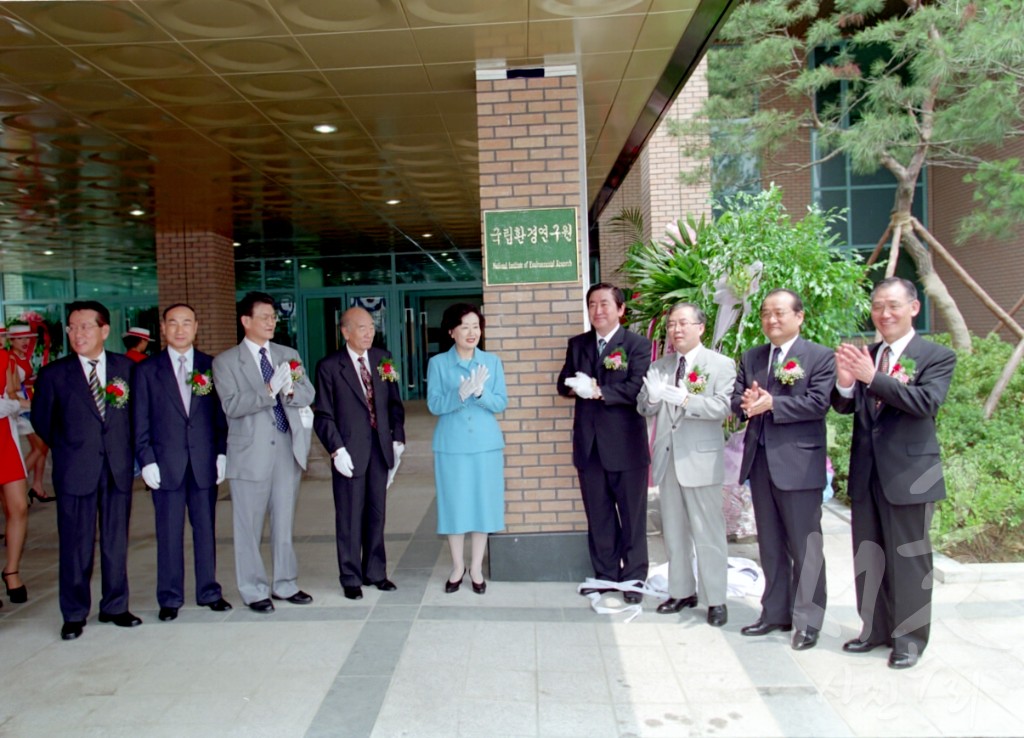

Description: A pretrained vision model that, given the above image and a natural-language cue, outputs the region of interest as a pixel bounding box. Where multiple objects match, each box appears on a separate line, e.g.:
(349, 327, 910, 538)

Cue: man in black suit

(32, 300, 142, 640)
(313, 306, 406, 601)
(832, 277, 955, 669)
(557, 283, 652, 602)
(731, 289, 834, 650)
(133, 303, 233, 622)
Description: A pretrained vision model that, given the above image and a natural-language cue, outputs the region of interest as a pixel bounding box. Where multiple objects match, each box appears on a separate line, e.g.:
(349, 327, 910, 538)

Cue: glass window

(2, 271, 71, 301)
(264, 259, 295, 291)
(395, 251, 481, 284)
(75, 265, 157, 298)
(235, 261, 263, 292)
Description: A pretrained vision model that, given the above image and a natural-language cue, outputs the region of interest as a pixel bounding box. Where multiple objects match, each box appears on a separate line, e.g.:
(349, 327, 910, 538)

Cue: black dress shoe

(791, 630, 818, 651)
(369, 579, 397, 592)
(579, 587, 614, 596)
(707, 604, 728, 627)
(203, 598, 233, 612)
(888, 651, 920, 669)
(272, 590, 313, 605)
(741, 618, 792, 636)
(623, 591, 642, 604)
(61, 620, 85, 640)
(248, 598, 275, 613)
(843, 638, 890, 654)
(656, 595, 698, 614)
(98, 611, 143, 628)
(343, 586, 363, 600)
(158, 607, 179, 622)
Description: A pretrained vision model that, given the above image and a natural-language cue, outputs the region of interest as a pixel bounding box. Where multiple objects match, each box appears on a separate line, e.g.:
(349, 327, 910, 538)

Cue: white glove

(393, 441, 405, 461)
(662, 383, 690, 407)
(215, 454, 227, 485)
(269, 362, 290, 395)
(470, 365, 489, 397)
(458, 375, 474, 402)
(141, 463, 161, 490)
(281, 371, 294, 397)
(566, 371, 595, 399)
(387, 443, 404, 490)
(333, 447, 354, 478)
(643, 371, 667, 404)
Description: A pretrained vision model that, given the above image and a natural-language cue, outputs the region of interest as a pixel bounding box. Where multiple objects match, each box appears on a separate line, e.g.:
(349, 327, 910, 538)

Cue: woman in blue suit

(427, 304, 507, 594)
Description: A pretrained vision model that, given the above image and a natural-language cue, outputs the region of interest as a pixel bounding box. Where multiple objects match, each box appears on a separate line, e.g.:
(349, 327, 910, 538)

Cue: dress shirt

(596, 324, 620, 352)
(676, 344, 703, 381)
(346, 345, 372, 399)
(77, 351, 107, 385)
(767, 335, 799, 374)
(168, 346, 194, 376)
(243, 337, 272, 377)
(836, 329, 916, 397)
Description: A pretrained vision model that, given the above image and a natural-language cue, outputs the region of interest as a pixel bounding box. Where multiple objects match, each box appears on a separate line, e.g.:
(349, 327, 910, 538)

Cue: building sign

(483, 207, 579, 285)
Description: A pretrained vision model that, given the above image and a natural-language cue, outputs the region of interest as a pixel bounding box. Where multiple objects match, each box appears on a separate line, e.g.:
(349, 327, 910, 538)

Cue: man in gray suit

(213, 292, 315, 613)
(638, 303, 735, 626)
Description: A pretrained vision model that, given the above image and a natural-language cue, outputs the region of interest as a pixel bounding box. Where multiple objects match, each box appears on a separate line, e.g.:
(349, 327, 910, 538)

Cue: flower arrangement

(685, 365, 708, 393)
(104, 377, 129, 408)
(289, 359, 304, 382)
(890, 355, 916, 384)
(603, 348, 628, 371)
(377, 357, 399, 382)
(189, 370, 214, 396)
(774, 357, 805, 386)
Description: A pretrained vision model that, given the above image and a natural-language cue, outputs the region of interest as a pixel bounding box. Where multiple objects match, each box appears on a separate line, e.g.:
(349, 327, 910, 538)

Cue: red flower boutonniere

(189, 370, 214, 396)
(377, 357, 399, 382)
(603, 348, 628, 371)
(104, 377, 129, 408)
(685, 365, 708, 394)
(289, 359, 304, 382)
(890, 356, 916, 384)
(774, 357, 805, 386)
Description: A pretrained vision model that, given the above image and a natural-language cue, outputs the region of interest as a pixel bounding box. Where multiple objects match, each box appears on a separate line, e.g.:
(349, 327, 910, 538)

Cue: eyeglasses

(66, 323, 100, 335)
(870, 301, 910, 313)
(759, 309, 794, 320)
(666, 320, 701, 329)
(250, 313, 279, 323)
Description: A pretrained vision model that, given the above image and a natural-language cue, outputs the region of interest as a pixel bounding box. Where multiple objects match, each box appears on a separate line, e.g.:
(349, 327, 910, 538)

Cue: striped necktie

(88, 359, 105, 419)
(876, 346, 891, 410)
(259, 348, 289, 433)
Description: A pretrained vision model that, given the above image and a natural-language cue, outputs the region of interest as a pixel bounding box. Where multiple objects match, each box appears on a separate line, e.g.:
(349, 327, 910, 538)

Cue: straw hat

(123, 326, 151, 340)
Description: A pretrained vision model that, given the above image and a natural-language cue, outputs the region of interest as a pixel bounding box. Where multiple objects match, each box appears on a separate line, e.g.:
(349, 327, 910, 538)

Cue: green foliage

(620, 185, 870, 363)
(828, 334, 1024, 556)
(959, 159, 1024, 243)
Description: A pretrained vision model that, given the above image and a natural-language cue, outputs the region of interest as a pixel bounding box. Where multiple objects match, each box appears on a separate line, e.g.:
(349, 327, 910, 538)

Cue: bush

(828, 334, 1024, 560)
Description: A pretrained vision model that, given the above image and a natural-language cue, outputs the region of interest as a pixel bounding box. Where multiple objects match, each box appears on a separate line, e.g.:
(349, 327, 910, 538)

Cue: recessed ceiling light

(232, 241, 241, 247)
(313, 123, 337, 134)
(129, 207, 145, 217)
(42, 249, 54, 256)
(422, 233, 433, 238)
(386, 199, 400, 205)
(284, 259, 292, 264)
(131, 266, 139, 271)
(441, 252, 448, 257)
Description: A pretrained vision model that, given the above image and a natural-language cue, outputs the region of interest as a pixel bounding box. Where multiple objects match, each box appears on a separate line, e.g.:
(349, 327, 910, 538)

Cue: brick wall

(477, 74, 586, 532)
(154, 164, 237, 355)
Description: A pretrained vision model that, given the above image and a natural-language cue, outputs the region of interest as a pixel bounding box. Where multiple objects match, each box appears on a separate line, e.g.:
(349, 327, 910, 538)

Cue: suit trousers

(229, 436, 301, 604)
(577, 445, 649, 582)
(56, 460, 132, 621)
(333, 434, 389, 588)
(749, 446, 827, 631)
(659, 470, 727, 605)
(152, 460, 222, 608)
(851, 466, 934, 656)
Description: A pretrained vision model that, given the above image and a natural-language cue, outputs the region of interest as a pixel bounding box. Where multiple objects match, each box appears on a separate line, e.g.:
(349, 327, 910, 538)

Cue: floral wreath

(105, 377, 129, 408)
(189, 370, 214, 396)
(603, 348, 628, 371)
(774, 357, 805, 386)
(377, 357, 399, 382)
(889, 355, 916, 385)
(684, 365, 708, 394)
(289, 359, 304, 382)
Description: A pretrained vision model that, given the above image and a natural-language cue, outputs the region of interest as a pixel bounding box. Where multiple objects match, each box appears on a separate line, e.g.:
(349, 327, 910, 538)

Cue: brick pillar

(477, 72, 587, 547)
(154, 163, 237, 355)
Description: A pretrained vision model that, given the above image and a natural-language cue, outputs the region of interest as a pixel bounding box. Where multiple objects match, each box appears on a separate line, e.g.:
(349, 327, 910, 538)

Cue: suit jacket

(31, 351, 135, 495)
(212, 341, 315, 481)
(730, 336, 835, 491)
(313, 346, 406, 474)
(427, 346, 507, 454)
(831, 334, 955, 505)
(133, 349, 228, 490)
(638, 345, 736, 488)
(557, 327, 652, 471)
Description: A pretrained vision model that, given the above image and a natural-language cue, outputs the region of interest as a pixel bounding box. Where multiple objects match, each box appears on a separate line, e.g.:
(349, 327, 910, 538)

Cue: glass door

(301, 288, 396, 382)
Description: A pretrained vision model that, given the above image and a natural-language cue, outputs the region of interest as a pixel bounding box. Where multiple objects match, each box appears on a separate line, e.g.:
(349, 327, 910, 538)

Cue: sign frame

(482, 207, 580, 286)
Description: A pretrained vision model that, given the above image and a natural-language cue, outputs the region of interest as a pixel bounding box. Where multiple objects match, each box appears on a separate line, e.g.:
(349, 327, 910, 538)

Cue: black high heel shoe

(2, 571, 27, 604)
(470, 575, 486, 595)
(28, 489, 56, 505)
(444, 569, 466, 594)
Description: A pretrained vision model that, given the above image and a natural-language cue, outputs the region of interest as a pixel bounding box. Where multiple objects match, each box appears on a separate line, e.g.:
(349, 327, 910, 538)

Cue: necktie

(876, 346, 891, 410)
(259, 348, 289, 433)
(358, 356, 377, 429)
(675, 356, 686, 387)
(178, 355, 191, 416)
(767, 346, 779, 388)
(88, 359, 105, 419)
(598, 337, 607, 354)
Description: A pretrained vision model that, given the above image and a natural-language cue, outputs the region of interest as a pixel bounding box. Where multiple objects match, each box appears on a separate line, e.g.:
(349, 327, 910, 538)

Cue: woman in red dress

(7, 324, 53, 503)
(1, 326, 30, 604)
